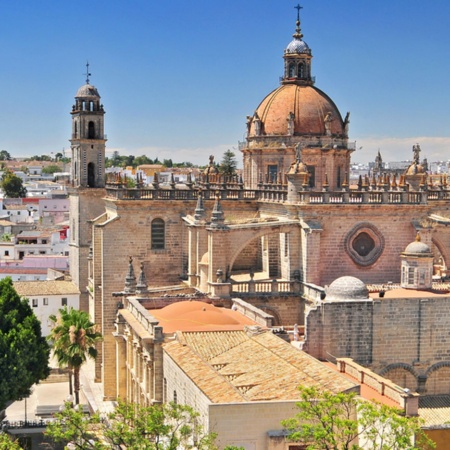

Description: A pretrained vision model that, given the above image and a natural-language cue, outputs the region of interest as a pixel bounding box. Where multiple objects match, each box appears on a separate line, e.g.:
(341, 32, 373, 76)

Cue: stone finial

(186, 171, 193, 188)
(194, 191, 206, 222)
(136, 262, 148, 294)
(210, 192, 226, 229)
(170, 172, 176, 189)
(391, 174, 397, 189)
(323, 173, 329, 191)
(152, 172, 159, 188)
(124, 256, 136, 294)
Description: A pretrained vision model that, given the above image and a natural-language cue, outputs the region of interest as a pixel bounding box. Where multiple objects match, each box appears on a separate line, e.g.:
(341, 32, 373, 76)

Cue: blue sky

(1, 0, 450, 165)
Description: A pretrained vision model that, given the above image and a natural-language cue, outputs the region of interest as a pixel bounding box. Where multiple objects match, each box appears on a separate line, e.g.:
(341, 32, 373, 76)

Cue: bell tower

(70, 63, 106, 188)
(69, 64, 108, 313)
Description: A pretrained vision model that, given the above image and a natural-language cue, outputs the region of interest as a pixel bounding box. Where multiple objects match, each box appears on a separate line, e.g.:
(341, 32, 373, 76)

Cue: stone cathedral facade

(69, 9, 450, 403)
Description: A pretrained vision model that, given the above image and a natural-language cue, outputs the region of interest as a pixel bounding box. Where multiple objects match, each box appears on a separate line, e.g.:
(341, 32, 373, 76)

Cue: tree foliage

(46, 400, 218, 450)
(0, 170, 27, 198)
(282, 386, 435, 450)
(0, 432, 22, 449)
(219, 150, 237, 177)
(42, 164, 62, 174)
(48, 307, 102, 405)
(0, 150, 12, 161)
(0, 278, 50, 410)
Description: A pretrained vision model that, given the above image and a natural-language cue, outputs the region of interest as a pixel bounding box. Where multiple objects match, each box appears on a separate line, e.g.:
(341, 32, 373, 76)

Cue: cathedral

(68, 6, 450, 436)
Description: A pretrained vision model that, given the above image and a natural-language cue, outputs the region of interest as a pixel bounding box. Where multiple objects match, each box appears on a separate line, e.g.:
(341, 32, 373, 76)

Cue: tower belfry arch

(70, 64, 106, 188)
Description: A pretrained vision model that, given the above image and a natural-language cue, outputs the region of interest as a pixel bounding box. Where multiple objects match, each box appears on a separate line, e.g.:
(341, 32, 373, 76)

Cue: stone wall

(304, 294, 450, 394)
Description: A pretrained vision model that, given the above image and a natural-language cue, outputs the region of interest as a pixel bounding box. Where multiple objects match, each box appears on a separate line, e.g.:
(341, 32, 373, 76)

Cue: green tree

(0, 277, 50, 411)
(42, 164, 62, 174)
(0, 150, 12, 161)
(282, 386, 435, 450)
(0, 170, 27, 198)
(219, 149, 237, 177)
(0, 432, 22, 449)
(46, 400, 218, 450)
(48, 307, 102, 405)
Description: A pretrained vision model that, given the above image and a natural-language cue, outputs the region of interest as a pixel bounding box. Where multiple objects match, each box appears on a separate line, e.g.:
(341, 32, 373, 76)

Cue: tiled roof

(163, 330, 357, 403)
(419, 395, 450, 427)
(13, 280, 80, 296)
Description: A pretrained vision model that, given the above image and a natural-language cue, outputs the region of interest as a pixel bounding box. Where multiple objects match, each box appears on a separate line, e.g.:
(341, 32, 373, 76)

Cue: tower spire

(84, 61, 91, 85)
(294, 4, 303, 39)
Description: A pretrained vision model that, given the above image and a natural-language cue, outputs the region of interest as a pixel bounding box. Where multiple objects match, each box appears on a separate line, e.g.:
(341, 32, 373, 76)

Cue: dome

(405, 163, 425, 176)
(287, 160, 308, 175)
(75, 83, 100, 98)
(250, 84, 344, 137)
(285, 37, 310, 54)
(403, 239, 432, 256)
(326, 276, 369, 301)
(148, 300, 256, 333)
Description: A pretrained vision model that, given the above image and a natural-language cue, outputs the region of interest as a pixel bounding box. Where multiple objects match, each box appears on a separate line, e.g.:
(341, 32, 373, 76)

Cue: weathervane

(294, 4, 303, 38)
(295, 3, 303, 21)
(84, 61, 91, 84)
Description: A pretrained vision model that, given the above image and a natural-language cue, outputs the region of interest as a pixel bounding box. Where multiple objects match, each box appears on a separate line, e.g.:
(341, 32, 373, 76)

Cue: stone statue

(287, 112, 295, 136)
(413, 144, 421, 165)
(344, 111, 350, 136)
(295, 142, 302, 162)
(324, 112, 333, 136)
(253, 112, 262, 136)
(246, 115, 252, 137)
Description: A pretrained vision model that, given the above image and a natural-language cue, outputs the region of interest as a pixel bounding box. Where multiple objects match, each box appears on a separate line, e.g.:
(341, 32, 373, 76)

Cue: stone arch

(431, 236, 448, 270)
(379, 363, 418, 391)
(228, 225, 297, 278)
(255, 305, 282, 326)
(425, 361, 450, 395)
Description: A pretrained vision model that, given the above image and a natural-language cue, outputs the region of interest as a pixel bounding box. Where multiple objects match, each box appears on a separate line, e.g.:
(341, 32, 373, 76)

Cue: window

(32, 299, 38, 307)
(61, 297, 67, 306)
(288, 62, 295, 77)
(43, 298, 48, 306)
(307, 165, 315, 187)
(4, 251, 8, 256)
(298, 62, 304, 77)
(173, 390, 178, 404)
(88, 121, 95, 139)
(151, 219, 165, 250)
(267, 165, 278, 183)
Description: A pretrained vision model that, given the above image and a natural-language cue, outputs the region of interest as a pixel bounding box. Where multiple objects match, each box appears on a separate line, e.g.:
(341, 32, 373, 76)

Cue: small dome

(404, 163, 425, 176)
(326, 276, 369, 301)
(75, 83, 100, 98)
(287, 160, 308, 175)
(403, 238, 432, 256)
(285, 37, 310, 54)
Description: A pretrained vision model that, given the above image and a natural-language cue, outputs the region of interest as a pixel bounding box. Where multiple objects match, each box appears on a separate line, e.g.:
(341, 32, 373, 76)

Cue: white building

(13, 280, 80, 336)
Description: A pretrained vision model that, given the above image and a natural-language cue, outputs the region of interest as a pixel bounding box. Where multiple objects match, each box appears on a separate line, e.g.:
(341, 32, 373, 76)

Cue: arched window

(74, 121, 78, 138)
(151, 219, 165, 249)
(88, 121, 95, 139)
(307, 166, 315, 188)
(298, 62, 304, 78)
(87, 162, 96, 187)
(288, 63, 295, 78)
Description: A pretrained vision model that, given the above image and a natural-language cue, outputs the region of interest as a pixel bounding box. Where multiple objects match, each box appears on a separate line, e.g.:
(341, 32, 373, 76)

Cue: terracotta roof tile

(163, 330, 357, 403)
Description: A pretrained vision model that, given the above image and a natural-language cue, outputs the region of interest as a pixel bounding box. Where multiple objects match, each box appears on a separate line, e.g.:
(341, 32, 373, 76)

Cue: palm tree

(48, 306, 102, 405)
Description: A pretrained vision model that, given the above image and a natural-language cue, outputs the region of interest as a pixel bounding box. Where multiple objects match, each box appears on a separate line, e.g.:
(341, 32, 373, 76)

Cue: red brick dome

(250, 84, 345, 137)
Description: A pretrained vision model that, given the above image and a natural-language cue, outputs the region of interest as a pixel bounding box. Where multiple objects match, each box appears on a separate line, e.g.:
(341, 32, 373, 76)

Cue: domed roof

(405, 163, 425, 176)
(148, 300, 257, 333)
(326, 276, 369, 301)
(250, 84, 344, 137)
(403, 235, 432, 256)
(285, 37, 310, 54)
(75, 83, 100, 98)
